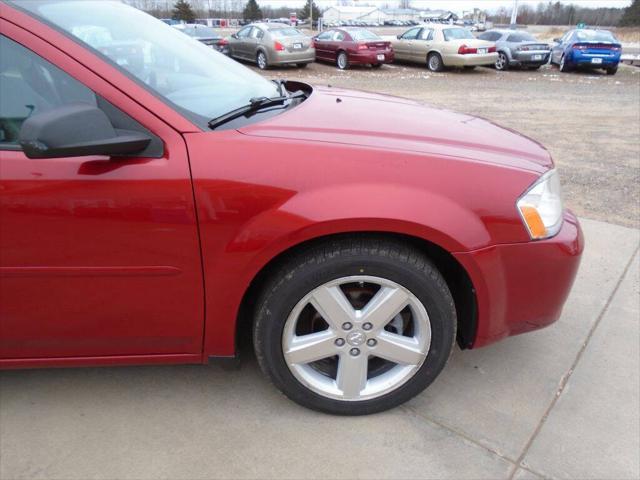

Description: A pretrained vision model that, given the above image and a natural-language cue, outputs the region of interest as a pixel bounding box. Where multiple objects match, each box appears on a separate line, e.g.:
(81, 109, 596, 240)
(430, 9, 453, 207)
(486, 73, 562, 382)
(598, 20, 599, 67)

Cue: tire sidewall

(337, 52, 348, 70)
(254, 252, 456, 415)
(427, 53, 443, 72)
(257, 51, 268, 69)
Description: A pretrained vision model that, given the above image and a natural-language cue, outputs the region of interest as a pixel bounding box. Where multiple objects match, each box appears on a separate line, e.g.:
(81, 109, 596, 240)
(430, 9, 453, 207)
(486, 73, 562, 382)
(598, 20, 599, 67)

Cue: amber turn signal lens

(520, 205, 547, 239)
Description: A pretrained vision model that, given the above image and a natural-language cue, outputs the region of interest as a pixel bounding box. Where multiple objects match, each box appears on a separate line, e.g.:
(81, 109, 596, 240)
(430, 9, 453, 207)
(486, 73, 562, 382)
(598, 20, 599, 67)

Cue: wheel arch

(235, 230, 478, 355)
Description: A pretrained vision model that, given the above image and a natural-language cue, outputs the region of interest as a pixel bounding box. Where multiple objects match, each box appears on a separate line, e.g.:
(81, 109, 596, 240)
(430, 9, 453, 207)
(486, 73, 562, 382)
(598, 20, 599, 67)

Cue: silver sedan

(478, 29, 551, 71)
(227, 23, 315, 69)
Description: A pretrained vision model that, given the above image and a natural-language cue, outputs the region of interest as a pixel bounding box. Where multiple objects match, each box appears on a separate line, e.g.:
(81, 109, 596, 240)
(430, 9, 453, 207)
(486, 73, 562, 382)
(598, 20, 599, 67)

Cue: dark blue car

(550, 29, 622, 75)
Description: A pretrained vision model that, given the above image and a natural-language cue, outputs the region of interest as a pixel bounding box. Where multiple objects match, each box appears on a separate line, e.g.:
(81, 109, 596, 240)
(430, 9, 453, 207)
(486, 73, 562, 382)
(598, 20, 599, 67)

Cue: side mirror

(231, 33, 238, 39)
(396, 34, 402, 40)
(553, 38, 561, 43)
(18, 103, 151, 159)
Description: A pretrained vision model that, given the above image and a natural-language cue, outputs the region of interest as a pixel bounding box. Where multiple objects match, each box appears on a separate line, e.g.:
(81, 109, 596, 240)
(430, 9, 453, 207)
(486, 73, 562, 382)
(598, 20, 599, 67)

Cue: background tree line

(126, 0, 638, 26)
(488, 0, 637, 27)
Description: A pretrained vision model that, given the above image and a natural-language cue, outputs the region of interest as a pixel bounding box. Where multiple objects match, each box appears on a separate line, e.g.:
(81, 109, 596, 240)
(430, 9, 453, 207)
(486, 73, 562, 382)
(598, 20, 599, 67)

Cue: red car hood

(239, 86, 552, 173)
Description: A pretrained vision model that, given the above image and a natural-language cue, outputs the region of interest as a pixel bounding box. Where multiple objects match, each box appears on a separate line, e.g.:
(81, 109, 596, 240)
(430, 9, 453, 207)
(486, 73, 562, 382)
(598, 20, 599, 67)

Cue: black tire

(296, 63, 309, 68)
(559, 54, 572, 73)
(256, 50, 269, 70)
(495, 51, 509, 71)
(336, 51, 349, 70)
(427, 52, 444, 72)
(606, 66, 618, 75)
(253, 236, 457, 415)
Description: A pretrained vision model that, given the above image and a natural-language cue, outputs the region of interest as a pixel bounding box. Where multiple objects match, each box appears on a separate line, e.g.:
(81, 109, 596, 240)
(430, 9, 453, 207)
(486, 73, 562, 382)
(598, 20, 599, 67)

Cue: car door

(231, 26, 252, 59)
(394, 27, 421, 62)
(314, 30, 334, 61)
(552, 31, 572, 63)
(246, 26, 263, 60)
(0, 29, 204, 360)
(415, 27, 434, 62)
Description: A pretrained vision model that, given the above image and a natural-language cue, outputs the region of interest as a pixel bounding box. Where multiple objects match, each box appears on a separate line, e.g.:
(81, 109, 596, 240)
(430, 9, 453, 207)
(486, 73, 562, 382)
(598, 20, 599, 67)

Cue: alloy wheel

(257, 52, 267, 70)
(496, 52, 508, 70)
(337, 52, 348, 70)
(428, 54, 442, 72)
(282, 275, 431, 401)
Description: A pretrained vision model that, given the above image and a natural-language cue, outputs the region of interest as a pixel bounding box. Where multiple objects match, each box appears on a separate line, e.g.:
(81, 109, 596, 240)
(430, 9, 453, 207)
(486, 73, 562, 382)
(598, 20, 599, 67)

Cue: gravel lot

(248, 61, 640, 228)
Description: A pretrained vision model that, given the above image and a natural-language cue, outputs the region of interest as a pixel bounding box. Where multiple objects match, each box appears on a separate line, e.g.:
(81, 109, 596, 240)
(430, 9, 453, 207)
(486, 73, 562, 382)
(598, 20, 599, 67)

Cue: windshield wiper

(208, 90, 306, 130)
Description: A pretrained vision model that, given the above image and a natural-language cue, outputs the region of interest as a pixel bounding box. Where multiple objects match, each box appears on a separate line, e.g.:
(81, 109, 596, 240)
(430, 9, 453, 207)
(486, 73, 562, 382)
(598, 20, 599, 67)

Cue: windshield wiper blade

(208, 91, 305, 130)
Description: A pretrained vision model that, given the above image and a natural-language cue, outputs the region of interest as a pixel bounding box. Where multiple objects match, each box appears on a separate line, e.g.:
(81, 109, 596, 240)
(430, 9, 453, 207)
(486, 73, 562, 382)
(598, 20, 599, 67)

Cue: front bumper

(444, 52, 498, 67)
(454, 211, 584, 348)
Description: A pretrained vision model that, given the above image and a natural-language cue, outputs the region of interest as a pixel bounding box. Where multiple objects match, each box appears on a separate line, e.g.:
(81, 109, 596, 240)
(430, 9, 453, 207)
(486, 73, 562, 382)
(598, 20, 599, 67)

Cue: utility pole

(510, 0, 518, 25)
(309, 0, 313, 31)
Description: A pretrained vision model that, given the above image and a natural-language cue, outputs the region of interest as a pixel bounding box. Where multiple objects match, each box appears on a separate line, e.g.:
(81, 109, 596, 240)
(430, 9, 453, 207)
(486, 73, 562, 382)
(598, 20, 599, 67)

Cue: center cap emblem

(346, 331, 366, 346)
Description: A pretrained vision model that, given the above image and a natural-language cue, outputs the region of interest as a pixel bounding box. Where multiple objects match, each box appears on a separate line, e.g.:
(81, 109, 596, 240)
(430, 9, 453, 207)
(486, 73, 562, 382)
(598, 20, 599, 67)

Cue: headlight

(517, 169, 563, 240)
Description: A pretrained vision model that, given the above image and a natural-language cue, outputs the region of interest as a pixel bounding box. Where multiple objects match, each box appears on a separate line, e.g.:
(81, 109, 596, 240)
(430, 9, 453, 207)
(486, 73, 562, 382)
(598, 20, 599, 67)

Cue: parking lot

(2, 23, 640, 480)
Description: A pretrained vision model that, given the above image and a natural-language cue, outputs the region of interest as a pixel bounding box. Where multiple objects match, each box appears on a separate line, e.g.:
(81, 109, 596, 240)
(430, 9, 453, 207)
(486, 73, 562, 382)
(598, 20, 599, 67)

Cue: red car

(314, 27, 394, 69)
(0, 1, 583, 415)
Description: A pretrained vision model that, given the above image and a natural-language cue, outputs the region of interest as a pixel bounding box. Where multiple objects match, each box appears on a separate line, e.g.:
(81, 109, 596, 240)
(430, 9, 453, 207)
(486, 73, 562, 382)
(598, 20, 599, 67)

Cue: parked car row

(173, 23, 623, 75)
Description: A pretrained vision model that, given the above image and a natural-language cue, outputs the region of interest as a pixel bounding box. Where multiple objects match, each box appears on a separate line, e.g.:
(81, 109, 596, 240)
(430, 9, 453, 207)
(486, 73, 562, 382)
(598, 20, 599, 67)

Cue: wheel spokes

(374, 331, 426, 365)
(336, 353, 368, 399)
(310, 285, 355, 330)
(284, 330, 337, 365)
(360, 286, 410, 331)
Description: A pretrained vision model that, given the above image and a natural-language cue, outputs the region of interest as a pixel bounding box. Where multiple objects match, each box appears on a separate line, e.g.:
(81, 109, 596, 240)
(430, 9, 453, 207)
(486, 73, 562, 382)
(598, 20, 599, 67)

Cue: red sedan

(0, 1, 583, 415)
(314, 27, 394, 69)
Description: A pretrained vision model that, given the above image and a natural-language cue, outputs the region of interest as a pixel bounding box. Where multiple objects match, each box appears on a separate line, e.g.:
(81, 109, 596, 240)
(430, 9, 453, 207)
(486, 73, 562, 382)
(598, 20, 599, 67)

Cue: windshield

(575, 30, 617, 42)
(443, 28, 475, 41)
(13, 0, 279, 127)
(349, 29, 380, 41)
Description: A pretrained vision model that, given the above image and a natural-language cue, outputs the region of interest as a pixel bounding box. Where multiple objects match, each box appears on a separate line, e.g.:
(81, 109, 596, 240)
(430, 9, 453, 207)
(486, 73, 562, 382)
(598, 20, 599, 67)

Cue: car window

(0, 35, 96, 147)
(506, 32, 536, 42)
(316, 30, 333, 41)
(350, 30, 380, 41)
(574, 30, 617, 42)
(15, 1, 280, 127)
(419, 29, 434, 41)
(270, 28, 303, 38)
(250, 28, 263, 39)
(443, 28, 475, 41)
(333, 31, 345, 41)
(237, 26, 252, 38)
(477, 32, 492, 41)
(401, 27, 421, 40)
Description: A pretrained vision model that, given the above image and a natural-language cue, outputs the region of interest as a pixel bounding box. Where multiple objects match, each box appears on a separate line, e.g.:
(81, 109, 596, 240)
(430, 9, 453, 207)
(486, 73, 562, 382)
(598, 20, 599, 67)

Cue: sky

(258, 0, 632, 11)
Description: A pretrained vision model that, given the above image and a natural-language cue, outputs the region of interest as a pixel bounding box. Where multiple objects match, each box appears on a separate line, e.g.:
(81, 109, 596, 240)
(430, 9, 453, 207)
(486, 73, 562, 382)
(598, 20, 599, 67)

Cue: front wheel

(427, 52, 444, 72)
(253, 237, 457, 415)
(256, 51, 269, 70)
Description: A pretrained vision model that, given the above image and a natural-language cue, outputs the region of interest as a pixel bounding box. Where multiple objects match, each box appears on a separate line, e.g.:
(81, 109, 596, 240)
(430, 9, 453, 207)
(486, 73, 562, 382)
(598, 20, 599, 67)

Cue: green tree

(172, 0, 196, 22)
(243, 0, 263, 21)
(298, 0, 320, 22)
(619, 0, 639, 26)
